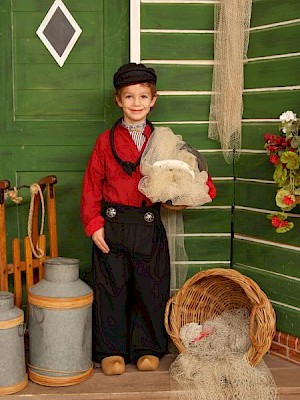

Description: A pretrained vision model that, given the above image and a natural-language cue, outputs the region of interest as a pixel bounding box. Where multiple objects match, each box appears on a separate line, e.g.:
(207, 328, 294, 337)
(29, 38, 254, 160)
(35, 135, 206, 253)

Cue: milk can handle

(18, 323, 26, 337)
(31, 306, 45, 324)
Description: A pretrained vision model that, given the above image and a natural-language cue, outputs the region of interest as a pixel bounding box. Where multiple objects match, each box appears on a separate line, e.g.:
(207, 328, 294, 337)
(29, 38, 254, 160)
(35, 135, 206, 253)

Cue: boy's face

(115, 83, 157, 125)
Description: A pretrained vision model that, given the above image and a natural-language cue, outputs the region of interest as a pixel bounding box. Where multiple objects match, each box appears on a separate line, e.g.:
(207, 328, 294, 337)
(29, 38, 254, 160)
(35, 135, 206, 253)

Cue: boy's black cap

(113, 63, 157, 90)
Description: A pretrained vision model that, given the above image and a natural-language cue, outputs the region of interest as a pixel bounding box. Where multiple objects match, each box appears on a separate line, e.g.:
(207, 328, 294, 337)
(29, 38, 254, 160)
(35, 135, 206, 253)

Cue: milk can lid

(45, 257, 79, 266)
(0, 292, 14, 301)
(0, 291, 23, 319)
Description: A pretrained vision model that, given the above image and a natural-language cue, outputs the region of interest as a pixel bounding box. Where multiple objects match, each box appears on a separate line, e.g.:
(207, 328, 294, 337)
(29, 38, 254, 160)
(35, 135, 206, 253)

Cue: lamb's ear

(152, 159, 195, 179)
(181, 142, 208, 172)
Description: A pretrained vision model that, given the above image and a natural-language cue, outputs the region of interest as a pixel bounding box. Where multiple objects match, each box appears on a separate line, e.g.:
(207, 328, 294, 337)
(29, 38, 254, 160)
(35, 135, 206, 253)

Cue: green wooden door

(0, 0, 129, 279)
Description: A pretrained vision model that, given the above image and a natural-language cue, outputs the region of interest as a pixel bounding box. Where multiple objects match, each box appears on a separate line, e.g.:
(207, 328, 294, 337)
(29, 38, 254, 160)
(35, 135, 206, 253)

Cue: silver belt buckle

(106, 207, 117, 218)
(144, 211, 154, 222)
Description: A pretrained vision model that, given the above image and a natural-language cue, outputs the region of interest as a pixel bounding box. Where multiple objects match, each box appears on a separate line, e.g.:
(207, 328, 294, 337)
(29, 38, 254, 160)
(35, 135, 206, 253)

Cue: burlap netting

(139, 127, 213, 291)
(170, 309, 279, 400)
(165, 268, 277, 399)
(208, 0, 252, 163)
(165, 268, 276, 365)
(139, 127, 211, 207)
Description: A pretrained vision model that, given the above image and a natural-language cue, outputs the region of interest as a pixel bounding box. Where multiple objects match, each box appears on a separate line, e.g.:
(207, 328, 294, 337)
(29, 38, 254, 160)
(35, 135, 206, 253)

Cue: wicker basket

(164, 268, 276, 366)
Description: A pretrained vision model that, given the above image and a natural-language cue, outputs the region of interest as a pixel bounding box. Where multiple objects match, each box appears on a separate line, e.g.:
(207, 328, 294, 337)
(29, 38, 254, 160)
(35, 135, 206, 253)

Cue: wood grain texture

(233, 240, 300, 279)
(243, 90, 300, 119)
(186, 264, 231, 280)
(245, 57, 300, 89)
(235, 263, 300, 308)
(207, 181, 234, 206)
(270, 302, 300, 340)
(234, 153, 276, 180)
(1, 0, 299, 333)
(15, 64, 103, 90)
(141, 33, 214, 60)
(235, 263, 300, 337)
(154, 65, 213, 91)
(235, 180, 277, 209)
(251, 0, 300, 27)
(153, 123, 220, 150)
(234, 209, 300, 247)
(183, 208, 232, 233)
(13, 11, 103, 38)
(151, 95, 211, 121)
(241, 123, 279, 150)
(141, 3, 214, 30)
(248, 25, 300, 58)
(4, 354, 300, 399)
(185, 237, 231, 262)
(15, 89, 104, 118)
(15, 37, 103, 64)
(12, 0, 103, 12)
(0, 0, 129, 279)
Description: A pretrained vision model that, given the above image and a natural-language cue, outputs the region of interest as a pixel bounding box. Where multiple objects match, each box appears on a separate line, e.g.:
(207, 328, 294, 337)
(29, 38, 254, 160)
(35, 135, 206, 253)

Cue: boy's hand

(92, 227, 110, 253)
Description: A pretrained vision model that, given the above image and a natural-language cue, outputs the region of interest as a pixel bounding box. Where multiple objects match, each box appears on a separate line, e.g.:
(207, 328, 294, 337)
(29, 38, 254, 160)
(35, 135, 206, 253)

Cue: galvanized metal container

(0, 291, 28, 395)
(28, 257, 93, 386)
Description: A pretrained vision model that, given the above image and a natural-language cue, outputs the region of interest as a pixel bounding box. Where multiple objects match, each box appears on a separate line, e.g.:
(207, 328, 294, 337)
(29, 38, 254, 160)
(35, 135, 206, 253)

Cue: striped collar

(121, 119, 146, 135)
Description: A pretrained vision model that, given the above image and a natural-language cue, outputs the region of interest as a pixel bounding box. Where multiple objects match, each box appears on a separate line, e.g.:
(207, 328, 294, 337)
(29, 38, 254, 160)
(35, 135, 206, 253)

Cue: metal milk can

(28, 257, 93, 386)
(0, 291, 28, 395)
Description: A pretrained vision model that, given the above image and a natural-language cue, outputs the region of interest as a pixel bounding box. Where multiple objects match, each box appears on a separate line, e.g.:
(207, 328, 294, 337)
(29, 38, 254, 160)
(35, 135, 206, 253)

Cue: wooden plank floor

(6, 354, 300, 399)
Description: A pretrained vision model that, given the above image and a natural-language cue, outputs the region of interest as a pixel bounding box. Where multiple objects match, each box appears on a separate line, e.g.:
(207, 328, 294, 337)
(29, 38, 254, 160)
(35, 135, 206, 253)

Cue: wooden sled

(0, 175, 58, 308)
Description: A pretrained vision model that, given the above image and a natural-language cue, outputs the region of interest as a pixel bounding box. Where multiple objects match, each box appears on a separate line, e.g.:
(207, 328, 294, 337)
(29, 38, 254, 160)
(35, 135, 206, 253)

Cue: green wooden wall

(1, 0, 299, 337)
(141, 0, 232, 282)
(0, 0, 129, 286)
(140, 0, 300, 337)
(235, 0, 300, 337)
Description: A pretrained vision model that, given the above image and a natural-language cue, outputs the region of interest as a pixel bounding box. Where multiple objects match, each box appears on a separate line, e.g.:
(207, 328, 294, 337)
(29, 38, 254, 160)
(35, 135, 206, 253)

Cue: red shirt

(81, 123, 153, 237)
(81, 122, 217, 237)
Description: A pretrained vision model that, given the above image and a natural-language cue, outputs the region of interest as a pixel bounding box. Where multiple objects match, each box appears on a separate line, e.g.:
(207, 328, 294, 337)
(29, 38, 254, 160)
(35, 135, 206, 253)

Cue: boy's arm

(80, 140, 106, 237)
(92, 227, 110, 253)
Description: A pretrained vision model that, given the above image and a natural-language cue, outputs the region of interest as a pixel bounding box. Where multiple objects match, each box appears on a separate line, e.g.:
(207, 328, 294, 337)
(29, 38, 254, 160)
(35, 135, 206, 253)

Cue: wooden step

(6, 354, 300, 399)
(264, 354, 300, 400)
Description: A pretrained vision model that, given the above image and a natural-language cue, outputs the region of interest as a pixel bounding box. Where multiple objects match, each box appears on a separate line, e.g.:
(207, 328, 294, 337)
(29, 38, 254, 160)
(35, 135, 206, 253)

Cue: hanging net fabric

(160, 206, 188, 292)
(208, 0, 253, 163)
(170, 309, 279, 400)
(139, 127, 211, 207)
(139, 127, 214, 291)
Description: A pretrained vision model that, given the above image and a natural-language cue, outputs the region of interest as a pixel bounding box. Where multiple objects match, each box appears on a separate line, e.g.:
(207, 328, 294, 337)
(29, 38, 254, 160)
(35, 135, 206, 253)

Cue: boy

(81, 63, 170, 375)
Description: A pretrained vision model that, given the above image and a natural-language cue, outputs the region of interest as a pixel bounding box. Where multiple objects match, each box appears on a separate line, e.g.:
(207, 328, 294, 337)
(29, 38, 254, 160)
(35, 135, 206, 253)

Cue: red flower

(282, 195, 295, 206)
(277, 137, 290, 147)
(269, 154, 279, 164)
(271, 216, 289, 228)
(267, 145, 278, 153)
(264, 134, 277, 142)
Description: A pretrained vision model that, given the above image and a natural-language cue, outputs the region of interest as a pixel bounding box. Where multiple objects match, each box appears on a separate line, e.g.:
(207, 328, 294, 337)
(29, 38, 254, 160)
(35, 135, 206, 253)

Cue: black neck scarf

(110, 118, 154, 176)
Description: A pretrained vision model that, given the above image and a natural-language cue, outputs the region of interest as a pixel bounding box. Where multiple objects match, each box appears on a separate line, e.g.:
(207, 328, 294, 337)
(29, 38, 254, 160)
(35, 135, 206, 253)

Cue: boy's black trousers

(92, 202, 170, 364)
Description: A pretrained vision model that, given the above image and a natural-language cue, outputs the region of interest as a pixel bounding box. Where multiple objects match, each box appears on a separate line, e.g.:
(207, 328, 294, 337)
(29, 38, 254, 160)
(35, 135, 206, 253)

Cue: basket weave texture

(164, 268, 276, 366)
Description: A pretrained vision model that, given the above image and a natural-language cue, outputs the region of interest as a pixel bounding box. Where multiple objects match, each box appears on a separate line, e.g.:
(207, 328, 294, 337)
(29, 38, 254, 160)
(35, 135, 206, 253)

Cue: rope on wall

(28, 184, 45, 259)
(4, 187, 23, 204)
(4, 183, 46, 258)
(208, 0, 253, 163)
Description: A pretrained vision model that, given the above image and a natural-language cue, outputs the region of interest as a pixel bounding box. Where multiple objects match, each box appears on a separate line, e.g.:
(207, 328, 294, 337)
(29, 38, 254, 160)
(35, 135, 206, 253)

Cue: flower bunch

(267, 212, 294, 234)
(264, 111, 300, 232)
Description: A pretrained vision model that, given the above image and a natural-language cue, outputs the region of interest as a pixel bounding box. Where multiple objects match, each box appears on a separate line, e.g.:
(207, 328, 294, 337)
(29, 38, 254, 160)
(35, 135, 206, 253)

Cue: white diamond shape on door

(36, 0, 82, 67)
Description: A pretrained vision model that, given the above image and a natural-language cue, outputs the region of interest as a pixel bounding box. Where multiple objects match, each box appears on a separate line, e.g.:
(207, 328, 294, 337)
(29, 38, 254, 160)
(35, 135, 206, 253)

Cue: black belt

(102, 202, 160, 226)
